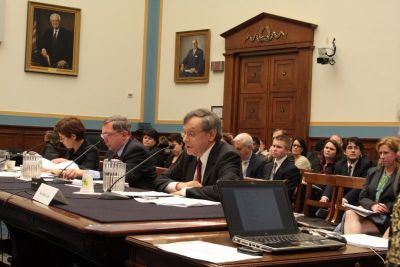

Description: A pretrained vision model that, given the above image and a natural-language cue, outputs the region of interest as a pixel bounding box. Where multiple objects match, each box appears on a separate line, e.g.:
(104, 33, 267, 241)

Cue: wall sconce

(317, 38, 336, 65)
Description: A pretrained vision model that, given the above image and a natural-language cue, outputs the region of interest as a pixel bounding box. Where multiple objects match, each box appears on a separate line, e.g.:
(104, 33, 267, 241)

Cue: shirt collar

(274, 155, 288, 168)
(116, 139, 129, 157)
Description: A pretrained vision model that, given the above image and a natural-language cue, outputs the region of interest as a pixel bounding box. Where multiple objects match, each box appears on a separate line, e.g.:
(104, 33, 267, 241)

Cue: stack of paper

(134, 196, 220, 207)
(158, 241, 261, 263)
(343, 203, 375, 217)
(343, 234, 388, 249)
(42, 158, 79, 170)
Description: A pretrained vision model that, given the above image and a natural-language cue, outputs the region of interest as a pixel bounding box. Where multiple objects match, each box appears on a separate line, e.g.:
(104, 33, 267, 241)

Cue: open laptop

(217, 180, 345, 253)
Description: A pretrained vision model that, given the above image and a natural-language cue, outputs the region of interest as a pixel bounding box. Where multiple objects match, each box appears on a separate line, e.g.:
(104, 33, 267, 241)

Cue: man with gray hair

(233, 133, 267, 178)
(154, 108, 242, 201)
(40, 13, 73, 69)
(63, 115, 157, 190)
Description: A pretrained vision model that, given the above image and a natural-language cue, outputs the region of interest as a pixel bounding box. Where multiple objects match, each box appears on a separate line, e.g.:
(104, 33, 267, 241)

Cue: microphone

(23, 141, 46, 154)
(99, 144, 174, 200)
(52, 139, 102, 184)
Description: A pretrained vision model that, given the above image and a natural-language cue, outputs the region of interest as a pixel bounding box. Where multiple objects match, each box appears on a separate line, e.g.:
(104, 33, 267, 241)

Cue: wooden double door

(236, 52, 309, 147)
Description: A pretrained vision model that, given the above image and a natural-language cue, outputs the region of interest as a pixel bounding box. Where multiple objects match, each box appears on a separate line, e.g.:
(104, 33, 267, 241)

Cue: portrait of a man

(180, 39, 204, 77)
(174, 29, 210, 83)
(25, 2, 80, 75)
(39, 13, 73, 69)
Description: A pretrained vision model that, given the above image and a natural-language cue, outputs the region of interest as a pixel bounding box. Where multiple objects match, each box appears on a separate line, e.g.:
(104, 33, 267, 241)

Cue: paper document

(0, 171, 20, 178)
(343, 234, 388, 249)
(343, 203, 375, 217)
(134, 196, 220, 207)
(42, 158, 79, 170)
(158, 241, 261, 263)
(116, 191, 172, 198)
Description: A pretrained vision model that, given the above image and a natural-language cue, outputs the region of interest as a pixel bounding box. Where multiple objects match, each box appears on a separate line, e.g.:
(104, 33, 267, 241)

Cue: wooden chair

(331, 175, 365, 224)
(300, 172, 338, 230)
(293, 169, 309, 213)
(156, 167, 168, 176)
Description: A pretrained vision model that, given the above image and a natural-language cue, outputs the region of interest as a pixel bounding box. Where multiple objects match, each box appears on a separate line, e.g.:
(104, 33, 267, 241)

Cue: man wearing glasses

(154, 108, 242, 201)
(63, 115, 157, 190)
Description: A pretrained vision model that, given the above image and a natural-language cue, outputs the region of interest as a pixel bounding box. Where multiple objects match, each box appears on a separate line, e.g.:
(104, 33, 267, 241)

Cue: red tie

(194, 159, 202, 183)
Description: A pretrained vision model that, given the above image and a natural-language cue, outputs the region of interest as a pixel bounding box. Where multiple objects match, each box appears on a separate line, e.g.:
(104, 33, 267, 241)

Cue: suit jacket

(40, 26, 73, 68)
(154, 140, 242, 201)
(263, 157, 300, 199)
(245, 153, 267, 178)
(358, 167, 399, 230)
(180, 48, 204, 77)
(322, 157, 373, 203)
(105, 138, 157, 190)
(359, 167, 398, 212)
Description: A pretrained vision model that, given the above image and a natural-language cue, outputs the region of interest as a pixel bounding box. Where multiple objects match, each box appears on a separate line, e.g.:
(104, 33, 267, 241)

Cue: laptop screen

(218, 181, 298, 237)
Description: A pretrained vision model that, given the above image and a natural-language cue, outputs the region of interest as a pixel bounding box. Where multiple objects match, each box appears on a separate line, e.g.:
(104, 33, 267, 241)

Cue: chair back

(302, 172, 337, 222)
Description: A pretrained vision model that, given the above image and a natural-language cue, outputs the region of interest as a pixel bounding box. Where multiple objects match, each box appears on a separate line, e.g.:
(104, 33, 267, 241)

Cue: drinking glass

(22, 154, 42, 179)
(102, 159, 126, 192)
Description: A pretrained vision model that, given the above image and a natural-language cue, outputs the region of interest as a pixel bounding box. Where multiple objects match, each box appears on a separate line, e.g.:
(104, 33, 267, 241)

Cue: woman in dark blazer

(344, 136, 399, 235)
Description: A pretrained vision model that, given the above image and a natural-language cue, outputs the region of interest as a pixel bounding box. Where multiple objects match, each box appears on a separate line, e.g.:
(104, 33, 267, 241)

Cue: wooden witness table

(0, 177, 226, 267)
(126, 231, 387, 267)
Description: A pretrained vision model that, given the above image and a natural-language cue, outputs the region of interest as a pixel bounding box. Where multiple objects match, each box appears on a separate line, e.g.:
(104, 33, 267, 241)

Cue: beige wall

(0, 0, 399, 128)
(157, 0, 400, 125)
(0, 0, 145, 120)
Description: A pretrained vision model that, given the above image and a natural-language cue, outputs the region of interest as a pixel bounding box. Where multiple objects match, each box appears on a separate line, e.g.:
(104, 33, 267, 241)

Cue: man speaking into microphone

(154, 108, 242, 201)
(63, 115, 157, 190)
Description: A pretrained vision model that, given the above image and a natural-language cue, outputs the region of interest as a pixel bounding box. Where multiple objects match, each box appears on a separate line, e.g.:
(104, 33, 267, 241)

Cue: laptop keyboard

(247, 233, 324, 244)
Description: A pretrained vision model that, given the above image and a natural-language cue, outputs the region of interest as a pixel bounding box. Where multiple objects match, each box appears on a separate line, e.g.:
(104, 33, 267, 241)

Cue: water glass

(102, 159, 126, 192)
(0, 150, 9, 171)
(22, 154, 42, 179)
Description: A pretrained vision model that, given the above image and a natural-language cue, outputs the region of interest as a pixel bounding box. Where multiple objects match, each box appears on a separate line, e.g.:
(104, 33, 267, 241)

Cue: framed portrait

(25, 2, 81, 76)
(174, 29, 210, 83)
(211, 106, 223, 119)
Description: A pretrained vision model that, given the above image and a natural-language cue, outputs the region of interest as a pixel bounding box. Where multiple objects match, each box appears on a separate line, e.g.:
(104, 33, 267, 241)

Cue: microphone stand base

(99, 191, 130, 200)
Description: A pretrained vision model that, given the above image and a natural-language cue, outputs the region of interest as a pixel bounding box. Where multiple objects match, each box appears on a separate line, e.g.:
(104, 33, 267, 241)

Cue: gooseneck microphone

(99, 144, 174, 200)
(52, 139, 102, 184)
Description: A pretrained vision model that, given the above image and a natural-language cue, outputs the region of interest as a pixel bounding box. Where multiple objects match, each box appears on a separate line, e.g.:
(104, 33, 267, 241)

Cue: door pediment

(221, 13, 317, 52)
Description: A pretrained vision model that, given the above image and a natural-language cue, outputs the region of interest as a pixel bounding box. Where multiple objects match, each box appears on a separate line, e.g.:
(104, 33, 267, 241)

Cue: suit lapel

(274, 158, 288, 179)
(202, 142, 219, 185)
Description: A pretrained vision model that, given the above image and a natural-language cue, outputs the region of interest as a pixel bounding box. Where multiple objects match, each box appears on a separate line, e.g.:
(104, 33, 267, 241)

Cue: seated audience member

(52, 117, 99, 171)
(307, 138, 325, 164)
(164, 133, 184, 169)
(262, 129, 289, 160)
(321, 137, 374, 205)
(63, 115, 157, 190)
(158, 135, 169, 149)
(291, 137, 311, 170)
(221, 132, 234, 145)
(252, 137, 263, 155)
(154, 108, 242, 201)
(42, 130, 66, 160)
(142, 128, 168, 167)
(233, 133, 267, 178)
(263, 135, 300, 199)
(344, 136, 399, 235)
(310, 139, 342, 174)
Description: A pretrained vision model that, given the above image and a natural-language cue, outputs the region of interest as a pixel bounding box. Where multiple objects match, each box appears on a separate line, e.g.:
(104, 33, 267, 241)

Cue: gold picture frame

(25, 2, 81, 76)
(174, 29, 210, 83)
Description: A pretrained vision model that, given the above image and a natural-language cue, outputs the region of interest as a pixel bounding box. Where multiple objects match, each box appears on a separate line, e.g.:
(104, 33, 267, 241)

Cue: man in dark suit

(180, 39, 204, 77)
(263, 134, 300, 199)
(321, 137, 374, 205)
(154, 108, 242, 201)
(233, 133, 266, 178)
(40, 13, 73, 69)
(63, 115, 157, 190)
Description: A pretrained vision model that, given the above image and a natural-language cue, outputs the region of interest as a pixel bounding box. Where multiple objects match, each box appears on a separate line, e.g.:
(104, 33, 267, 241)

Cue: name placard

(33, 183, 69, 205)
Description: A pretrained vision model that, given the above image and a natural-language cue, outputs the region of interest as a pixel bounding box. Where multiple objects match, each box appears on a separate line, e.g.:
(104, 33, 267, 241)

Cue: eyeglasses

(181, 130, 204, 139)
(292, 144, 302, 148)
(101, 131, 118, 139)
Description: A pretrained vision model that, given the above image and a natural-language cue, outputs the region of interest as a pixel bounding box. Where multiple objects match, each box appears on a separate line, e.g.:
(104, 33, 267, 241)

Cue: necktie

(242, 161, 247, 177)
(347, 165, 352, 176)
(270, 162, 277, 180)
(194, 159, 202, 183)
